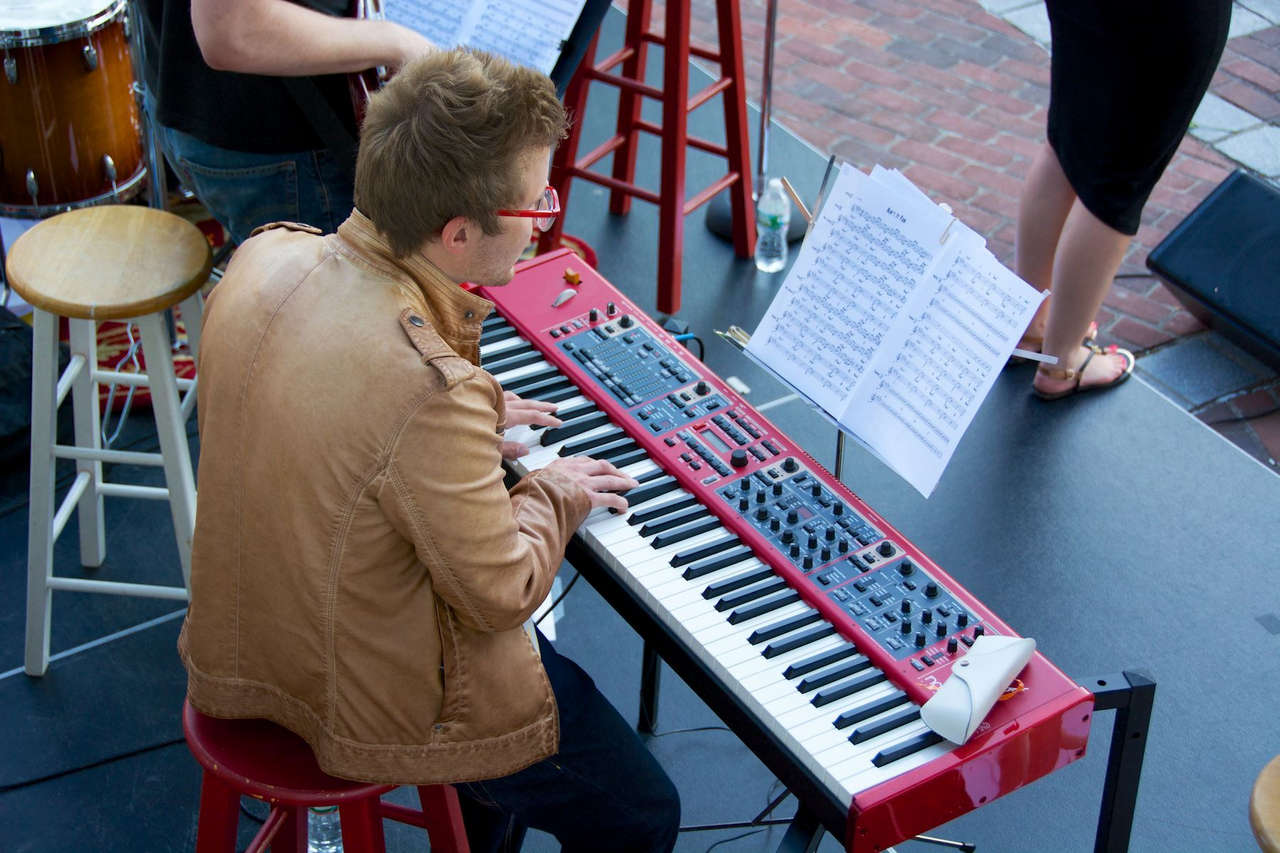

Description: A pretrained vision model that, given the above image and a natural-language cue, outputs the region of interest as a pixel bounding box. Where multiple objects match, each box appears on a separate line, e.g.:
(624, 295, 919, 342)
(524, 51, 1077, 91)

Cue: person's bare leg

(1034, 199, 1132, 394)
(1015, 143, 1077, 343)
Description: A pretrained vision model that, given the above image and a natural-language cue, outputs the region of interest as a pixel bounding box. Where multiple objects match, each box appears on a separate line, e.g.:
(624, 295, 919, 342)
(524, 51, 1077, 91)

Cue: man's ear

(438, 216, 474, 250)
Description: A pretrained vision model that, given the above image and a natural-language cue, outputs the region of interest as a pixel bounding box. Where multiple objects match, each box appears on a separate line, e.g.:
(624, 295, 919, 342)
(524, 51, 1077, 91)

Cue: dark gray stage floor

(2, 9, 1278, 852)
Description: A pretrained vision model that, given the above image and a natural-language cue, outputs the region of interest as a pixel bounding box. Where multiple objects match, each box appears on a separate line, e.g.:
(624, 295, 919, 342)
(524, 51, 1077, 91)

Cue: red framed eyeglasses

(496, 186, 560, 232)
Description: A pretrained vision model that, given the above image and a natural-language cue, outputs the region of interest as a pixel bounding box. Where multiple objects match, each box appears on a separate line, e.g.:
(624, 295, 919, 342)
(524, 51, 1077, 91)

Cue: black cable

(647, 724, 732, 739)
(0, 737, 185, 793)
(704, 828, 767, 851)
(534, 571, 580, 625)
(688, 335, 705, 361)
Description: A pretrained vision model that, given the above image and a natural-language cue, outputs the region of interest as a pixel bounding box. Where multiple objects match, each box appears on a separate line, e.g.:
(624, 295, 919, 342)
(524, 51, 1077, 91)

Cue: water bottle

(307, 805, 342, 853)
(754, 177, 791, 273)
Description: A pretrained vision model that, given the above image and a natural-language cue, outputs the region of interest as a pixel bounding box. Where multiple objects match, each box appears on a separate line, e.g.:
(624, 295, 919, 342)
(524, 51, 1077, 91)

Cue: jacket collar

(335, 210, 493, 365)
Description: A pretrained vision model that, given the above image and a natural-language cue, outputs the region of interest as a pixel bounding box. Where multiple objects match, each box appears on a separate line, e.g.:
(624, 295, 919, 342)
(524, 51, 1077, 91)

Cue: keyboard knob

(606, 301, 617, 316)
(619, 314, 633, 328)
(901, 600, 912, 614)
(737, 498, 750, 512)
(780, 530, 794, 544)
(589, 308, 600, 321)
(786, 509, 799, 524)
(877, 541, 893, 557)
(756, 508, 769, 522)
(782, 457, 798, 473)
(898, 560, 914, 576)
(755, 491, 767, 504)
(772, 482, 783, 495)
(806, 535, 818, 549)
(770, 517, 782, 532)
(811, 483, 822, 497)
(790, 544, 801, 558)
(956, 612, 969, 628)
(936, 622, 947, 638)
(824, 527, 836, 542)
(730, 449, 748, 468)
(695, 380, 709, 395)
(739, 478, 752, 493)
(921, 610, 933, 624)
(832, 503, 844, 516)
(900, 621, 912, 635)
(837, 538, 849, 552)
(973, 625, 985, 638)
(915, 632, 927, 648)
(925, 582, 939, 598)
(820, 548, 831, 561)
(947, 637, 959, 654)
(802, 555, 814, 569)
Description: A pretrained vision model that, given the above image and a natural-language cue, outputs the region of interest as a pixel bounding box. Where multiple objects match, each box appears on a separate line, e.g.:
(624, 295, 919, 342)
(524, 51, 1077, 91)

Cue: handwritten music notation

(383, 0, 585, 74)
(747, 163, 1044, 497)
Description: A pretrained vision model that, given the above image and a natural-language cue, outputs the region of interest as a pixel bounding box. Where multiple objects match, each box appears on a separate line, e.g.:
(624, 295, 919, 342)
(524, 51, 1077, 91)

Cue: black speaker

(1147, 169, 1280, 370)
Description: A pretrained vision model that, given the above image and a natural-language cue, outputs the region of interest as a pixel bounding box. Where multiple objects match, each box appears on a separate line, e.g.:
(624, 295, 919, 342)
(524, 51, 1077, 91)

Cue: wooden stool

(5, 205, 212, 676)
(1253, 755, 1280, 852)
(538, 0, 755, 315)
(183, 700, 469, 853)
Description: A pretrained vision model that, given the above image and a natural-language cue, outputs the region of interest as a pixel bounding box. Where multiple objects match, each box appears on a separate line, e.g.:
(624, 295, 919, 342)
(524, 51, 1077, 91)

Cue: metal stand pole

(1085, 671, 1157, 853)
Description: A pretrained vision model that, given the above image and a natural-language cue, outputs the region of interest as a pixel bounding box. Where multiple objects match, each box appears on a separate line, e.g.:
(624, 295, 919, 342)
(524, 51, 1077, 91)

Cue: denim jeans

(154, 121, 354, 246)
(456, 631, 681, 853)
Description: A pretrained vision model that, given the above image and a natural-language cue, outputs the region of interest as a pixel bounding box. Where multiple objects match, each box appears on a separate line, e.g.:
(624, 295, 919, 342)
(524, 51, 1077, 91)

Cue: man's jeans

(155, 121, 354, 246)
(456, 630, 681, 853)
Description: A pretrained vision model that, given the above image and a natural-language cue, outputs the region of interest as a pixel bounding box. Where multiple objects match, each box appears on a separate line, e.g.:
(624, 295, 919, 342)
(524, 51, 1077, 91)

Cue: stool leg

(715, 0, 756, 258)
(177, 292, 204, 421)
(194, 771, 242, 853)
(68, 318, 106, 568)
(608, 0, 654, 216)
(136, 313, 197, 588)
(270, 805, 307, 853)
(656, 0, 691, 315)
(417, 785, 470, 853)
(339, 800, 387, 852)
(25, 310, 59, 676)
(540, 35, 597, 258)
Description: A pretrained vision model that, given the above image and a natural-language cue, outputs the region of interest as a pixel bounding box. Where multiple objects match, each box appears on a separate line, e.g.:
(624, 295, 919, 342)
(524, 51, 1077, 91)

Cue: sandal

(1033, 343, 1135, 400)
(1009, 321, 1098, 366)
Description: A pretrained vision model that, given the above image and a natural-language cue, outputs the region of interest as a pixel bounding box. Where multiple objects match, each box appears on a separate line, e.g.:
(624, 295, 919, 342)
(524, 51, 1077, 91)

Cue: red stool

(182, 700, 469, 852)
(539, 0, 755, 315)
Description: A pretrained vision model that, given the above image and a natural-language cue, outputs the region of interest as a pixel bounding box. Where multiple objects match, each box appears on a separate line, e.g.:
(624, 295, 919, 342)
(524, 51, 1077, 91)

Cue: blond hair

(355, 49, 567, 257)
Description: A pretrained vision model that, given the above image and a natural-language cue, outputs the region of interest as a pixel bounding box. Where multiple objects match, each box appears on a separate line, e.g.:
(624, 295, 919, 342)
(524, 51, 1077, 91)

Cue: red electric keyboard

(477, 250, 1093, 853)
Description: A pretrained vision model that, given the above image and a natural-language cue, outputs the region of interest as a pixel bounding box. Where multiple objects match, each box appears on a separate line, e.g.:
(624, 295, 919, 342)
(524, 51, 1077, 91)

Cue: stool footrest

(99, 482, 170, 500)
(95, 367, 196, 392)
(47, 576, 188, 600)
(245, 806, 289, 853)
(380, 800, 427, 828)
(54, 443, 165, 467)
(51, 472, 93, 541)
(55, 354, 87, 407)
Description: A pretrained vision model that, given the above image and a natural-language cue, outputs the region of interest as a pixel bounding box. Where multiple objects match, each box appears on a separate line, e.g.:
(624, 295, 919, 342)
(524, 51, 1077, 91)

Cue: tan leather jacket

(179, 212, 591, 785)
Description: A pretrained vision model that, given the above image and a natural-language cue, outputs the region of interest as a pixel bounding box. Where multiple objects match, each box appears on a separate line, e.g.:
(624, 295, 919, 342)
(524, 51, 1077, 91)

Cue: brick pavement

(614, 0, 1279, 466)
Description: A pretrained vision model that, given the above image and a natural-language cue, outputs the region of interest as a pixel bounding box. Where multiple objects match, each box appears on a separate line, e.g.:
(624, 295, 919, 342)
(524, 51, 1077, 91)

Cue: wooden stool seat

(183, 700, 469, 852)
(6, 205, 211, 320)
(1253, 755, 1280, 852)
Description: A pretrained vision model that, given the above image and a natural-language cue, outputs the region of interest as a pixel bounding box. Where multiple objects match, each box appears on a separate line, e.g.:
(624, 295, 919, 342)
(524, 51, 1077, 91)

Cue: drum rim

(0, 165, 146, 219)
(0, 0, 127, 49)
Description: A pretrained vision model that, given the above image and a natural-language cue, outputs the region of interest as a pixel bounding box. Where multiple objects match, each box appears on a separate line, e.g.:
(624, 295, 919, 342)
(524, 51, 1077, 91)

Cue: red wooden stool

(539, 0, 755, 314)
(182, 700, 469, 852)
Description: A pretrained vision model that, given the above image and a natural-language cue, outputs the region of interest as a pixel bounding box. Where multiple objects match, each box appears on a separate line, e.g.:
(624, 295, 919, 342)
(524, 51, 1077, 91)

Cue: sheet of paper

(843, 232, 1044, 496)
(747, 163, 953, 416)
(384, 0, 585, 74)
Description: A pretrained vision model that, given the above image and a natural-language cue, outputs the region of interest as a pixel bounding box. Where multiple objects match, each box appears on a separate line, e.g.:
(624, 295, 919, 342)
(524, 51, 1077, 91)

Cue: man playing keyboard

(180, 49, 681, 852)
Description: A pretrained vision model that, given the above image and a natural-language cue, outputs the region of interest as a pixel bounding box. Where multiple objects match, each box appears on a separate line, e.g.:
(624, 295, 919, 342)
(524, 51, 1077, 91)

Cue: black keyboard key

(872, 731, 945, 767)
(634, 468, 668, 485)
(560, 429, 627, 457)
(485, 349, 544, 376)
(629, 495, 700, 525)
(813, 669, 887, 708)
(714, 578, 788, 611)
(640, 507, 710, 537)
(849, 705, 919, 742)
(625, 477, 680, 507)
(834, 690, 910, 729)
(727, 590, 800, 624)
(681, 544, 753, 578)
(748, 610, 823, 645)
(608, 447, 650, 469)
(538, 384, 583, 405)
(784, 643, 858, 679)
(702, 568, 774, 600)
(796, 656, 873, 693)
(672, 536, 743, 569)
(585, 438, 640, 463)
(650, 517, 722, 549)
(762, 624, 836, 658)
(511, 375, 574, 402)
(482, 314, 508, 331)
(480, 324, 520, 346)
(541, 412, 612, 445)
(501, 365, 561, 394)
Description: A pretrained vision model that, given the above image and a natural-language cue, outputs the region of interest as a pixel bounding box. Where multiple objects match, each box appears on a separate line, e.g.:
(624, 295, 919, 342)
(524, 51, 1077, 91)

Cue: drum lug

(4, 54, 15, 85)
(102, 154, 118, 187)
(26, 169, 39, 204)
(82, 43, 99, 72)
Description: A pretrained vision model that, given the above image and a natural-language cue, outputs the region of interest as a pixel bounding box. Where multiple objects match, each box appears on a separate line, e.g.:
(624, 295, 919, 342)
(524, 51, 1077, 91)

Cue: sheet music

(747, 163, 1045, 497)
(384, 0, 585, 74)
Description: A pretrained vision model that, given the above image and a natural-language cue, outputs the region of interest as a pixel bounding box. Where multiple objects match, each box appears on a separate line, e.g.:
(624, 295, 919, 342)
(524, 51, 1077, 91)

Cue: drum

(0, 0, 145, 217)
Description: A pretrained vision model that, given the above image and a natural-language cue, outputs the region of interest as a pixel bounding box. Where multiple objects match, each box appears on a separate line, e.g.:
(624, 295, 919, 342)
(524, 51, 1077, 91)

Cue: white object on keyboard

(920, 635, 1035, 745)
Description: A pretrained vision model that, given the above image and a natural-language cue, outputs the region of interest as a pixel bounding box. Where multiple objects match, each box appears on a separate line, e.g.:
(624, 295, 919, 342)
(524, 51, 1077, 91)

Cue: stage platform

(2, 10, 1278, 852)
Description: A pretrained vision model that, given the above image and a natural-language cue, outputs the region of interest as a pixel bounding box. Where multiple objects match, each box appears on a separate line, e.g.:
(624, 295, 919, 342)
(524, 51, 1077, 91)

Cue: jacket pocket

(432, 599, 464, 738)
